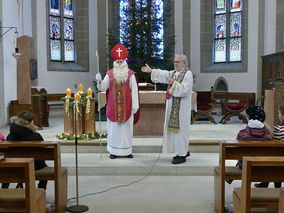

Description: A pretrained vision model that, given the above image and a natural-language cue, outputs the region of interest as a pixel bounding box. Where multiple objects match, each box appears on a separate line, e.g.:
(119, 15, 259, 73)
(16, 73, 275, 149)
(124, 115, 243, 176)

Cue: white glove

(96, 72, 102, 81)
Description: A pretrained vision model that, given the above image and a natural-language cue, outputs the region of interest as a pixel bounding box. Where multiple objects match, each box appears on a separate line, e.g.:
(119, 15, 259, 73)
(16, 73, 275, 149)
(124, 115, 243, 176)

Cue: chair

(192, 90, 216, 124)
(220, 99, 250, 124)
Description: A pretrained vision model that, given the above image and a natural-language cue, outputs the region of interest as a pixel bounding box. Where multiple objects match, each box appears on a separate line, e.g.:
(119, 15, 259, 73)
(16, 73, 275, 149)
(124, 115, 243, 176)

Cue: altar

(99, 91, 196, 136)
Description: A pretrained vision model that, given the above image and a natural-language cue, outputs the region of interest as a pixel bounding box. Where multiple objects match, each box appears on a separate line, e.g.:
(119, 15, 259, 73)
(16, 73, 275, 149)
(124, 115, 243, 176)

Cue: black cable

(67, 142, 163, 202)
(0, 27, 16, 37)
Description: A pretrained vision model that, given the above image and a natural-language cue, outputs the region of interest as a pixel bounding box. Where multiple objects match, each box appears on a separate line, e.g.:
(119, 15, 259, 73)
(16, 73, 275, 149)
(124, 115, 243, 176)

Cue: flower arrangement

(56, 133, 107, 141)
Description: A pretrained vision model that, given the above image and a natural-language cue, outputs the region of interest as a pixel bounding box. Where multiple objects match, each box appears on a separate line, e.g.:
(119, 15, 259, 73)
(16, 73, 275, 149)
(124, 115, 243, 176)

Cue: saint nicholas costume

(97, 44, 139, 156)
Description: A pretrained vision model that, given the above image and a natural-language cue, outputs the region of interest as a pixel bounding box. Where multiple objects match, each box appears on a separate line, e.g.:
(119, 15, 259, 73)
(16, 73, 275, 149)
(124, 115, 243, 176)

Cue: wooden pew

(214, 140, 284, 213)
(233, 156, 284, 213)
(0, 158, 46, 213)
(279, 188, 284, 213)
(0, 141, 68, 213)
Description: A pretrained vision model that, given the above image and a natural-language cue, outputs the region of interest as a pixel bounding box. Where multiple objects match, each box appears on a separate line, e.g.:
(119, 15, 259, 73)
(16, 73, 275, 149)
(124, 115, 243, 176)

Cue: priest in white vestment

(96, 44, 139, 159)
(141, 54, 193, 164)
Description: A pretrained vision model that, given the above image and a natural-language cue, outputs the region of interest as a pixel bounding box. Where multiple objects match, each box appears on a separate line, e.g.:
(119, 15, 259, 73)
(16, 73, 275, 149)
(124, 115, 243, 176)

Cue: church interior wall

(264, 0, 276, 55)
(183, 0, 190, 59)
(0, 0, 4, 126)
(0, 0, 32, 126)
(193, 0, 271, 100)
(175, 0, 183, 54)
(276, 0, 284, 52)
(257, 0, 265, 100)
(36, 0, 96, 94)
(0, 0, 282, 126)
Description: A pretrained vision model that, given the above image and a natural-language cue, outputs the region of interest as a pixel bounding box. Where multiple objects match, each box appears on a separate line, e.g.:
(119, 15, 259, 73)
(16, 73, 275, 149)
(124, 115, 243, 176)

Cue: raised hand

(96, 72, 102, 82)
(141, 64, 152, 73)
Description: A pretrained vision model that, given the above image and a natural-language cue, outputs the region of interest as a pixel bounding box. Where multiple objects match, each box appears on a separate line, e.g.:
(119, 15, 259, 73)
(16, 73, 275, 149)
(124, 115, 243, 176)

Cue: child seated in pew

(226, 105, 273, 184)
(254, 103, 284, 188)
(1, 111, 48, 190)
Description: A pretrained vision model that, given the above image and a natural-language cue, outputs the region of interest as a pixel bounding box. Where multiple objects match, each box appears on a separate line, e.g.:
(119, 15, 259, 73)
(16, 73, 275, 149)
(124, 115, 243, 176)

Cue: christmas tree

(108, 0, 174, 87)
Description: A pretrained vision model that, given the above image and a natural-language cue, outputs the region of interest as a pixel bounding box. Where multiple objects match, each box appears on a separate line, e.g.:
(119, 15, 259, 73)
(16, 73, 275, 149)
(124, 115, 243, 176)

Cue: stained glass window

(216, 0, 226, 14)
(50, 40, 61, 61)
(119, 0, 164, 58)
(64, 0, 73, 17)
(215, 39, 226, 62)
(230, 0, 242, 12)
(50, 0, 60, 16)
(213, 0, 242, 63)
(230, 13, 241, 37)
(64, 18, 73, 40)
(49, 0, 75, 62)
(215, 15, 226, 39)
(50, 17, 61, 39)
(229, 38, 241, 61)
(64, 41, 75, 61)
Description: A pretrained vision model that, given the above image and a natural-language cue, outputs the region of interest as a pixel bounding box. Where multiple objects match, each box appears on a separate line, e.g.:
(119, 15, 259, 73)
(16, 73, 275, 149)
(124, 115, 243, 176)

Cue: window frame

(48, 0, 76, 63)
(213, 0, 243, 63)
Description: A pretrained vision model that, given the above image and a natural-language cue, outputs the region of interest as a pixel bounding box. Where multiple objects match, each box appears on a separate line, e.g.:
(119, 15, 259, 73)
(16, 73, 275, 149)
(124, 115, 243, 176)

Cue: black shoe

(274, 182, 282, 188)
(172, 156, 186, 164)
(110, 154, 117, 159)
(254, 182, 269, 188)
(126, 154, 133, 158)
(226, 180, 233, 185)
(16, 183, 23, 188)
(173, 151, 190, 160)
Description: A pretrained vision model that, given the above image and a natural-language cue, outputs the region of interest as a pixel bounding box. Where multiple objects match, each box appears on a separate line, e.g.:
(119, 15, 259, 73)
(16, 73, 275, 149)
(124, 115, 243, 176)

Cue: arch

(214, 77, 228, 92)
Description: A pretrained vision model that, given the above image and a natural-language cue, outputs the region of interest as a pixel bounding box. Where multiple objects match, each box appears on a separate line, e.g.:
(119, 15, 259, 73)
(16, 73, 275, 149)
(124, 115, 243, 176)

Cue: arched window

(119, 0, 164, 58)
(49, 0, 75, 62)
(214, 0, 242, 63)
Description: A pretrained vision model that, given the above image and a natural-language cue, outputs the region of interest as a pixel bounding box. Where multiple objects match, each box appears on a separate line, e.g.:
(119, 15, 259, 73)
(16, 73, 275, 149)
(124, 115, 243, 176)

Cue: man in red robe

(96, 44, 139, 159)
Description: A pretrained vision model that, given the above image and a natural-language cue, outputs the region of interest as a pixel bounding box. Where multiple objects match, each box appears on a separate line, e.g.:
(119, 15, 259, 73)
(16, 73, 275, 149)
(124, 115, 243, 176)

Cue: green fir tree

(108, 0, 174, 89)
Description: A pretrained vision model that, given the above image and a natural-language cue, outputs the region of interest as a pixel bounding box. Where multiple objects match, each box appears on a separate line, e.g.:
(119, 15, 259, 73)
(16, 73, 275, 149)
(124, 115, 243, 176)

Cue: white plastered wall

(190, 0, 261, 95)
(36, 0, 97, 94)
(1, 0, 32, 126)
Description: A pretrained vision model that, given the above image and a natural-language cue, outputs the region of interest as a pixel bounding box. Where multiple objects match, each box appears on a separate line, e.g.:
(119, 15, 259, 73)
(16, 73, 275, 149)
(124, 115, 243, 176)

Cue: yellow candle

(87, 88, 92, 97)
(66, 88, 71, 97)
(78, 83, 83, 92)
(76, 93, 81, 102)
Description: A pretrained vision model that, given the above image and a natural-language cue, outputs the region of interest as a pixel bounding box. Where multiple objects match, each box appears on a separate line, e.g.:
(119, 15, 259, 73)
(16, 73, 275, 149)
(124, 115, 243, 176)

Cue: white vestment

(98, 74, 139, 156)
(151, 69, 193, 156)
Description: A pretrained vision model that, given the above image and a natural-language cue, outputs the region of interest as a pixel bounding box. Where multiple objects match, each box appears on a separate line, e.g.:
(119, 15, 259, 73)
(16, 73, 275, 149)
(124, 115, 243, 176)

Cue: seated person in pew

(1, 111, 48, 190)
(255, 103, 284, 188)
(226, 106, 272, 184)
(0, 133, 5, 142)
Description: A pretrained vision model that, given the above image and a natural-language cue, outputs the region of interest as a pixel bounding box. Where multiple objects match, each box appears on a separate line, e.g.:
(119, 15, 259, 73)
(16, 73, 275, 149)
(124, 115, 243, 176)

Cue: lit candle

(78, 83, 83, 92)
(87, 88, 92, 97)
(66, 88, 71, 97)
(75, 93, 81, 102)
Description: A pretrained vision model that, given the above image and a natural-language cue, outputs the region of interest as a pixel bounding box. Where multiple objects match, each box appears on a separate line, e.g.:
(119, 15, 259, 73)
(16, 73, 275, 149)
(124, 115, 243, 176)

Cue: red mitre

(111, 44, 128, 60)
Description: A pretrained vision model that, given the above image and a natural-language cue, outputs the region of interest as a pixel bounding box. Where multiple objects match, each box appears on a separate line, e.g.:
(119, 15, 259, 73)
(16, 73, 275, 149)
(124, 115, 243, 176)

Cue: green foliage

(108, 0, 175, 88)
(56, 133, 108, 141)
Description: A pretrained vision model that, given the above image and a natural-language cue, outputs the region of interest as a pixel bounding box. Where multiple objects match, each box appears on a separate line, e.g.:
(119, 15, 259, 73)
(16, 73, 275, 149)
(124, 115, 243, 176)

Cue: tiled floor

(0, 116, 247, 213)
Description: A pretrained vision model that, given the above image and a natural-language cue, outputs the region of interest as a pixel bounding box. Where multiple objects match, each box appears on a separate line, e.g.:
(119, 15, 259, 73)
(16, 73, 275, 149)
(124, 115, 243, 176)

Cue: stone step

(57, 153, 233, 176)
(60, 139, 220, 153)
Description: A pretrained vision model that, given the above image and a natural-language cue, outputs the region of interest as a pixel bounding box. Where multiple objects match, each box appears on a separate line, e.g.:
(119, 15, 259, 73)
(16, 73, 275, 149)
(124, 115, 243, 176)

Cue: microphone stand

(67, 85, 89, 213)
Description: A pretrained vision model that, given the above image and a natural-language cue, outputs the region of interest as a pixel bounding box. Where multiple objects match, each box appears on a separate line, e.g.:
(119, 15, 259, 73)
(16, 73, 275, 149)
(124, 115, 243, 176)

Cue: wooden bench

(279, 188, 284, 213)
(47, 93, 65, 109)
(0, 158, 46, 213)
(0, 141, 67, 213)
(214, 140, 284, 213)
(233, 156, 284, 213)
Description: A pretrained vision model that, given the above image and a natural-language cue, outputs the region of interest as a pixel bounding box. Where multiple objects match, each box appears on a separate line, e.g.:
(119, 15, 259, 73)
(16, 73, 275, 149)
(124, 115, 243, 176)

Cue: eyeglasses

(174, 61, 184, 63)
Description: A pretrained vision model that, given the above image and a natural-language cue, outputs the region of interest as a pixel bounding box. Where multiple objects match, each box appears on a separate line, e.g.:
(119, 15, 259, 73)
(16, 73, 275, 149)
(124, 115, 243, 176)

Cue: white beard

(113, 61, 129, 84)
